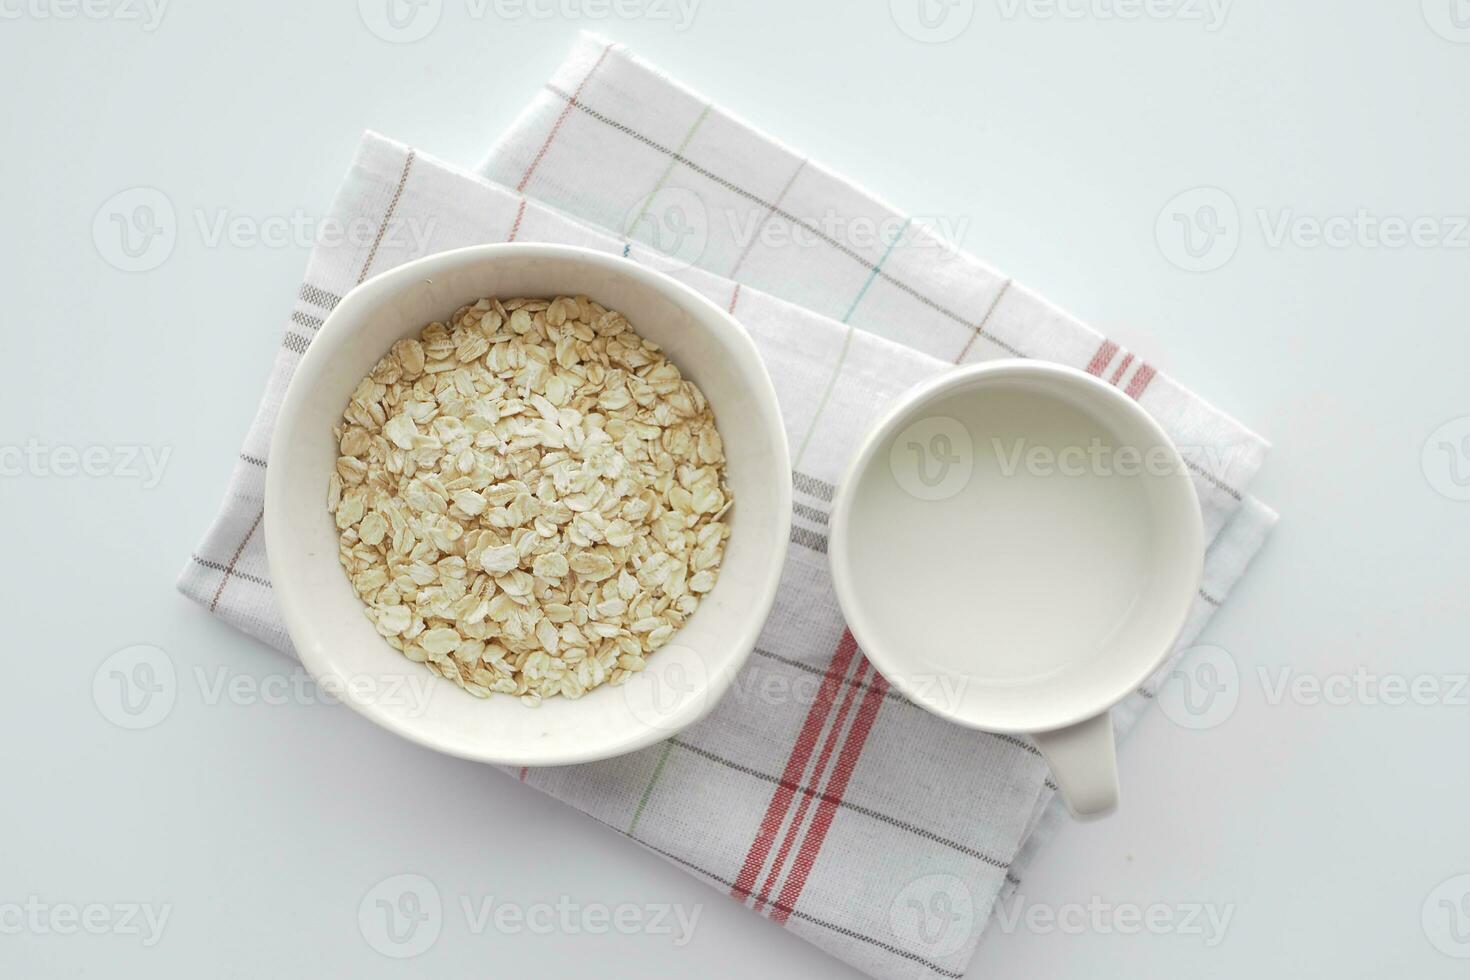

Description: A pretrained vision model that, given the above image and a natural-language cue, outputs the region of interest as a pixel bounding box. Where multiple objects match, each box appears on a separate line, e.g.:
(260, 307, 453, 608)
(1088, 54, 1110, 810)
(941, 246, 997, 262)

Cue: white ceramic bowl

(265, 244, 790, 766)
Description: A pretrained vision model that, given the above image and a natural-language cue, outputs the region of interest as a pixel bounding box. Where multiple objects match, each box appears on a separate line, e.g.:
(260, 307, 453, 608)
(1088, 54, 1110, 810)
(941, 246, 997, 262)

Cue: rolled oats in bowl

(327, 295, 731, 707)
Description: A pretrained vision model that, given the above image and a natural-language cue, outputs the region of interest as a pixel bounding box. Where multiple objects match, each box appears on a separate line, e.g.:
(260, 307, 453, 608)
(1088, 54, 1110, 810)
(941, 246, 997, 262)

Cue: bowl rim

(264, 242, 792, 766)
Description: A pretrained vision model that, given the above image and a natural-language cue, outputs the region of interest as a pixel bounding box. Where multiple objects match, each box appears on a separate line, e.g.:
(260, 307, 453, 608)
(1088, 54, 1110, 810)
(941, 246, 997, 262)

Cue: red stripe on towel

(753, 658, 869, 913)
(731, 631, 860, 902)
(770, 662, 889, 924)
(516, 43, 615, 193)
(1085, 340, 1119, 377)
(1125, 363, 1157, 400)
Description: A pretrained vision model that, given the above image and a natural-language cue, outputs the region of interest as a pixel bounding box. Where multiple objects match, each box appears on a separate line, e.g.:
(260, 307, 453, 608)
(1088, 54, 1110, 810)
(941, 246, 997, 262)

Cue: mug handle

(1032, 712, 1118, 819)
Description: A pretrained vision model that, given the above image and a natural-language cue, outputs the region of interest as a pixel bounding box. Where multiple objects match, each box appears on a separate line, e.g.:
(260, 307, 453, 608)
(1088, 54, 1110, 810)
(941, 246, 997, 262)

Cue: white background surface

(4, 1, 1469, 976)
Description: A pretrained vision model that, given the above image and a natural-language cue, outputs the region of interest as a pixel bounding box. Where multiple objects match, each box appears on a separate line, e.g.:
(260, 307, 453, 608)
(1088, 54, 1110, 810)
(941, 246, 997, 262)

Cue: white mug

(828, 361, 1204, 817)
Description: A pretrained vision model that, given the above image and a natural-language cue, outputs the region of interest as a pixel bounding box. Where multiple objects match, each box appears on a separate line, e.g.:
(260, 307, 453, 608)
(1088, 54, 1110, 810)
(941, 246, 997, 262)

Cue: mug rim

(827, 359, 1205, 735)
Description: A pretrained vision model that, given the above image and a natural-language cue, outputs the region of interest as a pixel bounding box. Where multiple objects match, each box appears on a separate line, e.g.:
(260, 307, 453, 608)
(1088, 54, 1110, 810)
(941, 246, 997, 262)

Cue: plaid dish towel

(180, 35, 1276, 980)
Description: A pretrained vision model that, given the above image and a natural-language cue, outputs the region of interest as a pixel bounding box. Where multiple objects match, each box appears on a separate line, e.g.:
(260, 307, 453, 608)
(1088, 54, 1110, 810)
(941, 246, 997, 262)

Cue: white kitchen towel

(180, 38, 1276, 980)
(477, 34, 1267, 545)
